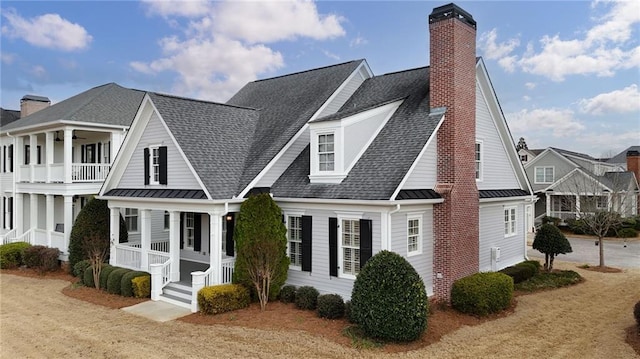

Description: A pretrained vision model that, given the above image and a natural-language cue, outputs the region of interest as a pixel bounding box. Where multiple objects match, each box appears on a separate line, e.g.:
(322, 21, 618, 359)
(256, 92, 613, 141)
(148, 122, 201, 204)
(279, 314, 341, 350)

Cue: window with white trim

(475, 141, 482, 180)
(407, 214, 422, 256)
(163, 211, 170, 231)
(535, 166, 554, 183)
(149, 146, 160, 185)
(288, 216, 303, 268)
(318, 134, 335, 171)
(124, 208, 138, 232)
(504, 207, 517, 237)
(341, 219, 360, 276)
(185, 212, 195, 249)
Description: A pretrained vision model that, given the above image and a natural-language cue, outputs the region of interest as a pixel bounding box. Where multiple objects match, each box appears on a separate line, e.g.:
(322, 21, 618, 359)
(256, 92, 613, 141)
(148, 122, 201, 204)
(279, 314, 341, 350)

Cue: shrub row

(82, 264, 150, 298)
(0, 242, 32, 269)
(499, 260, 540, 284)
(566, 216, 640, 238)
(22, 245, 60, 273)
(278, 284, 347, 320)
(451, 272, 513, 316)
(198, 284, 250, 315)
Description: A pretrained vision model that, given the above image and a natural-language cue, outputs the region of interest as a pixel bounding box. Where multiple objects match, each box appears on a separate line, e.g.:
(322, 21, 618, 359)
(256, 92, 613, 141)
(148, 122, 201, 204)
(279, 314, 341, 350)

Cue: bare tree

(82, 234, 110, 289)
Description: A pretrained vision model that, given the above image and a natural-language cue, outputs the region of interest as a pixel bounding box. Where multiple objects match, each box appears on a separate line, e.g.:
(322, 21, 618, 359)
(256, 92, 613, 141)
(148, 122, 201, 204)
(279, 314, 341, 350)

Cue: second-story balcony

(18, 162, 111, 183)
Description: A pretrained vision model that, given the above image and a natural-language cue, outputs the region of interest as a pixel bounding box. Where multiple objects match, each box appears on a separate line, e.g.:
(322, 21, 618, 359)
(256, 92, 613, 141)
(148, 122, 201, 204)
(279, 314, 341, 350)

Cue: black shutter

(97, 143, 102, 163)
(1, 197, 4, 228)
(193, 213, 201, 252)
(329, 217, 338, 277)
(8, 197, 13, 229)
(37, 146, 42, 165)
(24, 145, 29, 165)
(301, 215, 312, 272)
(8, 145, 13, 172)
(159, 146, 168, 185)
(81, 145, 85, 163)
(143, 148, 150, 185)
(359, 219, 373, 269)
(2, 146, 5, 172)
(179, 212, 184, 249)
(226, 213, 235, 257)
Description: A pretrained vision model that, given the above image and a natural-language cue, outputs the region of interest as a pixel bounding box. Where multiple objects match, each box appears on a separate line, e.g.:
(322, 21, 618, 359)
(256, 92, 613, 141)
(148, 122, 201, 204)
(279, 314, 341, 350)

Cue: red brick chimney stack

(429, 3, 479, 301)
(627, 150, 640, 211)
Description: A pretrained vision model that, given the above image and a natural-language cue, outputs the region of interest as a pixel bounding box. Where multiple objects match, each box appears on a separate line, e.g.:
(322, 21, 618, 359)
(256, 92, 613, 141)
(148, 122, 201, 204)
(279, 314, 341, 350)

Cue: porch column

(140, 209, 151, 270)
(169, 211, 181, 281)
(63, 195, 73, 255)
(209, 212, 222, 285)
(46, 194, 54, 247)
(15, 193, 23, 235)
(29, 134, 37, 183)
(63, 129, 72, 183)
(45, 132, 54, 183)
(30, 194, 38, 231)
(110, 131, 124, 163)
(545, 193, 551, 217)
(15, 137, 23, 182)
(109, 207, 120, 265)
(575, 195, 580, 218)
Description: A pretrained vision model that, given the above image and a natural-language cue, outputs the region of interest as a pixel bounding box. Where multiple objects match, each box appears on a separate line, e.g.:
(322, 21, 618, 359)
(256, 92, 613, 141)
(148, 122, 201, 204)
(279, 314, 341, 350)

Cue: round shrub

(279, 284, 296, 303)
(451, 272, 513, 316)
(350, 250, 428, 342)
(317, 294, 345, 319)
(73, 260, 92, 282)
(617, 227, 637, 238)
(0, 242, 31, 269)
(23, 245, 48, 268)
(499, 266, 531, 284)
(83, 266, 96, 288)
(121, 271, 149, 297)
(99, 264, 116, 290)
(107, 268, 131, 295)
(522, 260, 541, 275)
(634, 301, 640, 328)
(295, 286, 319, 310)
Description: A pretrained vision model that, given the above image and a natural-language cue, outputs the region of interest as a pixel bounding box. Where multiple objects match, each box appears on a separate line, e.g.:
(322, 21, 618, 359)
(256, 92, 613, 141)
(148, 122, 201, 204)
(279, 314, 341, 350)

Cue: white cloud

(30, 65, 47, 78)
(350, 34, 368, 48)
(142, 0, 210, 18)
(579, 84, 640, 115)
(322, 49, 340, 61)
(0, 52, 16, 64)
(1, 8, 92, 51)
(506, 108, 585, 138)
(133, 0, 346, 101)
(478, 28, 520, 72)
(525, 82, 536, 90)
(523, 95, 531, 101)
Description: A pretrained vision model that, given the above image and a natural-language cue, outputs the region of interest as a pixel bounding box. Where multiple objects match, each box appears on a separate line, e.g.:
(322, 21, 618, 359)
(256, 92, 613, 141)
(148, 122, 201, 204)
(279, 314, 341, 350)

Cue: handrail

(149, 258, 172, 301)
(191, 266, 214, 313)
(0, 229, 17, 245)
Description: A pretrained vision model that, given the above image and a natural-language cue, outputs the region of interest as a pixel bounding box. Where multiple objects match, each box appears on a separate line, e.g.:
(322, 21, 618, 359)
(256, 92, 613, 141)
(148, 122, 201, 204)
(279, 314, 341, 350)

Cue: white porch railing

(32, 229, 48, 246)
(50, 231, 65, 251)
(72, 163, 111, 182)
(549, 211, 577, 221)
(34, 165, 46, 182)
(221, 257, 235, 284)
(148, 250, 170, 265)
(13, 228, 34, 244)
(1, 229, 17, 244)
(125, 240, 169, 253)
(150, 259, 172, 301)
(18, 165, 30, 182)
(114, 244, 142, 270)
(50, 164, 64, 182)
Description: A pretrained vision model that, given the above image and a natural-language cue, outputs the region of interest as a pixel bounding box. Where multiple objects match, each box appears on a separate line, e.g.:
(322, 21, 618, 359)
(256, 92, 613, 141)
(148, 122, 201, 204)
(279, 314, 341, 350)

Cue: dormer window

(144, 145, 167, 185)
(318, 134, 335, 171)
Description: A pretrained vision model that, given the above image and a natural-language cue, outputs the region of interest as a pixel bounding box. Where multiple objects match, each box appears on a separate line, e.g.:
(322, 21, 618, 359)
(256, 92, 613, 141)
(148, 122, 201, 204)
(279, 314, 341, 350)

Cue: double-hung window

(144, 146, 167, 185)
(318, 134, 334, 171)
(185, 212, 195, 248)
(407, 214, 422, 256)
(288, 216, 303, 268)
(150, 146, 160, 185)
(534, 166, 554, 184)
(341, 219, 360, 276)
(124, 208, 139, 233)
(475, 141, 482, 180)
(504, 207, 517, 237)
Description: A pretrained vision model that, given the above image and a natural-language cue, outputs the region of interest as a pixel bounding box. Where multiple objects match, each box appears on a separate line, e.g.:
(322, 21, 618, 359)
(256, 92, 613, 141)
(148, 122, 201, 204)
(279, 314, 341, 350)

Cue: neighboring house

(0, 84, 145, 259)
(608, 146, 640, 170)
(99, 3, 534, 311)
(1, 108, 21, 128)
(518, 148, 542, 166)
(524, 147, 638, 225)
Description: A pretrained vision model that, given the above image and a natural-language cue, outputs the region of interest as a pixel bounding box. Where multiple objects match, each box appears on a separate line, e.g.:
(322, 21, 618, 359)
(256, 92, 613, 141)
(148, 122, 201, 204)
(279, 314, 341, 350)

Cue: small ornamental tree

(83, 234, 110, 289)
(68, 198, 128, 272)
(532, 224, 573, 271)
(232, 193, 289, 310)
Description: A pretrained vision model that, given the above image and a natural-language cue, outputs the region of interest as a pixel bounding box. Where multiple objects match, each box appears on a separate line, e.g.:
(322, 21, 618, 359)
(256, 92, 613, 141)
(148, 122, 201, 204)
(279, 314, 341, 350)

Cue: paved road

(527, 237, 640, 268)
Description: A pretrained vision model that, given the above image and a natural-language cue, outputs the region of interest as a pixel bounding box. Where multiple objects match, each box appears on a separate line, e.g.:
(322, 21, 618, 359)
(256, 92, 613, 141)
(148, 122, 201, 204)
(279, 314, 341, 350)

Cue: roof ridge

(375, 65, 429, 78)
(150, 92, 257, 111)
(252, 59, 363, 83)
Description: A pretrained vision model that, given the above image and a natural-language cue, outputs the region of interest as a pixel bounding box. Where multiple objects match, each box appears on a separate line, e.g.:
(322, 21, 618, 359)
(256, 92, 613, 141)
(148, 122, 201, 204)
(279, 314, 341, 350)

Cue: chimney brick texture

(627, 151, 640, 211)
(20, 100, 49, 118)
(429, 6, 479, 302)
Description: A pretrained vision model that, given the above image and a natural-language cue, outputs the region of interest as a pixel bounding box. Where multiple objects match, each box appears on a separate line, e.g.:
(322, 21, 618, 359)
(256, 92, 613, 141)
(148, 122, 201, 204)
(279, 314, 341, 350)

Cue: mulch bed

(626, 325, 640, 356)
(580, 266, 623, 273)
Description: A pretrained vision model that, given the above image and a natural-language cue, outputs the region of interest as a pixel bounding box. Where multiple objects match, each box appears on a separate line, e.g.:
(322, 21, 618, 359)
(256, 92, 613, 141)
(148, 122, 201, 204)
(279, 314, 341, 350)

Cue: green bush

(99, 264, 116, 289)
(515, 262, 536, 278)
(350, 250, 428, 342)
(634, 301, 640, 328)
(533, 224, 572, 271)
(279, 284, 296, 303)
(295, 286, 319, 310)
(83, 266, 96, 288)
(68, 198, 128, 273)
(499, 266, 532, 284)
(451, 272, 513, 316)
(132, 275, 151, 298)
(522, 260, 541, 275)
(0, 242, 31, 269)
(121, 271, 149, 297)
(317, 294, 345, 319)
(198, 284, 250, 315)
(617, 227, 637, 238)
(73, 260, 92, 283)
(344, 300, 354, 323)
(515, 270, 582, 292)
(23, 245, 47, 268)
(542, 216, 561, 226)
(106, 268, 131, 295)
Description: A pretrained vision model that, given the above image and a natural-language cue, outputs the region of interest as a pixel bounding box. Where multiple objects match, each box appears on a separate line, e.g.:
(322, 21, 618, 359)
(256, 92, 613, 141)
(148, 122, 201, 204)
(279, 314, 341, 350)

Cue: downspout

(523, 195, 537, 260)
(386, 204, 401, 251)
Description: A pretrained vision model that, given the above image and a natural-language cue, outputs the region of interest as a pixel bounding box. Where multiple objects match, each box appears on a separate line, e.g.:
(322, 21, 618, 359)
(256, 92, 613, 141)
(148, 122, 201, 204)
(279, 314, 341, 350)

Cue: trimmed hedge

(0, 242, 31, 269)
(73, 259, 91, 278)
(451, 272, 513, 316)
(279, 285, 296, 303)
(617, 227, 638, 238)
(499, 266, 531, 284)
(350, 250, 428, 342)
(295, 286, 319, 310)
(99, 265, 116, 290)
(198, 284, 250, 315)
(522, 260, 541, 275)
(132, 275, 151, 298)
(317, 294, 345, 319)
(121, 271, 149, 297)
(107, 268, 132, 295)
(83, 266, 96, 288)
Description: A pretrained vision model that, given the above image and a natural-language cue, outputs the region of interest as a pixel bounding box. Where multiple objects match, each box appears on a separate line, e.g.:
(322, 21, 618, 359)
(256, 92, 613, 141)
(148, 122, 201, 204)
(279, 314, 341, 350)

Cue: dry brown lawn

(1, 261, 639, 358)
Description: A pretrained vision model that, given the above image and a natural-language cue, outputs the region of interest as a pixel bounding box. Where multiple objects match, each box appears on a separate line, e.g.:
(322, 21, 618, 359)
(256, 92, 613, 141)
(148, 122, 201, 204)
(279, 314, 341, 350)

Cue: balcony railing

(17, 163, 110, 183)
(72, 163, 110, 182)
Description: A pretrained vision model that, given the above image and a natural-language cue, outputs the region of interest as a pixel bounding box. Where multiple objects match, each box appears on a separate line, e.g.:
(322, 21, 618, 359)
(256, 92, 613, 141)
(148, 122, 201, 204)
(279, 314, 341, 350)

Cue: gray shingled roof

(21, 94, 50, 103)
(270, 67, 444, 200)
(227, 60, 364, 193)
(0, 108, 20, 127)
(607, 146, 640, 164)
(601, 171, 638, 190)
(552, 147, 597, 161)
(148, 93, 259, 200)
(1, 83, 145, 132)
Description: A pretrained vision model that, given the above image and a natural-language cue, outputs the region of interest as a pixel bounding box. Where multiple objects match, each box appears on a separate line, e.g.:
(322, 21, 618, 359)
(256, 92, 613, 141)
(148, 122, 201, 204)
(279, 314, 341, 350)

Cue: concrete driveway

(527, 237, 640, 268)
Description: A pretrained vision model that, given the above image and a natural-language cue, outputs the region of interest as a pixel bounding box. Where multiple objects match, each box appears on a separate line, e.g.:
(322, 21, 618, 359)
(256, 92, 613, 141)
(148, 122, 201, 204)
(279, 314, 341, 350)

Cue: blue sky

(1, 1, 638, 158)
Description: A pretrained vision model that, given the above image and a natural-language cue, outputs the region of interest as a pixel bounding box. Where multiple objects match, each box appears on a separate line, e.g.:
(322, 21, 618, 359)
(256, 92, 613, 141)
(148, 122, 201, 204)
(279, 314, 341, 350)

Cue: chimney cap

(21, 94, 50, 103)
(429, 3, 476, 29)
(627, 150, 640, 157)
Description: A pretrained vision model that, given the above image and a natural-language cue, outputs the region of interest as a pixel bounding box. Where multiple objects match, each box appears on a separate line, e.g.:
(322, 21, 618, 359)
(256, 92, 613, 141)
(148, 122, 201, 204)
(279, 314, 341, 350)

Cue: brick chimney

(429, 3, 479, 301)
(20, 95, 50, 117)
(627, 150, 640, 211)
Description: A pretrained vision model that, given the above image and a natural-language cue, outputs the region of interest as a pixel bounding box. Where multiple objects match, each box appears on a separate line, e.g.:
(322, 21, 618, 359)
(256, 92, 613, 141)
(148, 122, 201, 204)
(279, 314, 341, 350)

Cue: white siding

(255, 128, 310, 187)
(317, 67, 367, 118)
(285, 209, 381, 301)
(402, 137, 437, 190)
(478, 202, 526, 272)
(343, 110, 388, 169)
(117, 112, 201, 189)
(390, 209, 434, 296)
(476, 82, 520, 190)
(525, 151, 576, 192)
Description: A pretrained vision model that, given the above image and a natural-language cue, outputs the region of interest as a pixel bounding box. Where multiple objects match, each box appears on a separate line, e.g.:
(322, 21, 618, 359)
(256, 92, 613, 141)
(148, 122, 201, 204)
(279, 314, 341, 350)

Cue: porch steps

(159, 282, 192, 310)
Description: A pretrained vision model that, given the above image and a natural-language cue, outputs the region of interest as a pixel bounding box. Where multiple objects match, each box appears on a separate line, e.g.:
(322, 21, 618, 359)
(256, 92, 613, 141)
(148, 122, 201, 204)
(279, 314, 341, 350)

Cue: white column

(46, 195, 54, 246)
(110, 131, 124, 163)
(29, 134, 37, 183)
(63, 195, 73, 256)
(15, 193, 23, 235)
(45, 132, 54, 183)
(209, 212, 222, 285)
(15, 137, 23, 182)
(109, 207, 120, 265)
(64, 129, 72, 183)
(140, 209, 151, 270)
(30, 194, 38, 231)
(169, 211, 181, 281)
(545, 193, 551, 217)
(575, 195, 580, 218)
